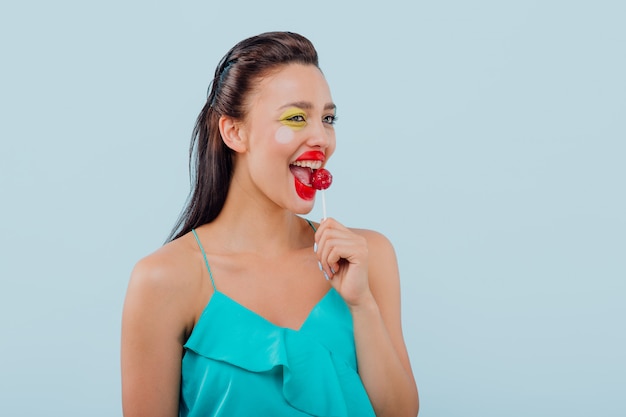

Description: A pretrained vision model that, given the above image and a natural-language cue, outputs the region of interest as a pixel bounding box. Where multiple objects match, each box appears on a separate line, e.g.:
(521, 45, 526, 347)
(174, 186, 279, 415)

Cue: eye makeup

(279, 108, 307, 131)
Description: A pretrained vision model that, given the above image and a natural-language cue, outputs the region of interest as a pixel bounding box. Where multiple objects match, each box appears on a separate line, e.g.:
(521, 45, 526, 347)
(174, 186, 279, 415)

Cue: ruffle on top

(182, 289, 375, 417)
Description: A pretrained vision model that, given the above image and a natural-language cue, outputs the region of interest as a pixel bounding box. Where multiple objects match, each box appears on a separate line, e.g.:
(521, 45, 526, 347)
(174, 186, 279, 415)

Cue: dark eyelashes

(286, 115, 306, 122)
(286, 114, 337, 125)
(324, 115, 338, 125)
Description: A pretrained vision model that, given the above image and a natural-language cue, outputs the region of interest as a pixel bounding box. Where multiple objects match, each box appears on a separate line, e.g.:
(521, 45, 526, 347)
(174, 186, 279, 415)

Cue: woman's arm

(121, 251, 195, 417)
(315, 219, 419, 416)
(351, 230, 419, 416)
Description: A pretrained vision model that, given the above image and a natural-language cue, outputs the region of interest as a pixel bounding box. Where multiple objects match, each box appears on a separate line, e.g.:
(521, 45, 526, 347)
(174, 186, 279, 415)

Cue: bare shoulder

(350, 228, 398, 267)
(124, 233, 205, 336)
(351, 227, 401, 298)
(351, 227, 394, 245)
(129, 235, 200, 295)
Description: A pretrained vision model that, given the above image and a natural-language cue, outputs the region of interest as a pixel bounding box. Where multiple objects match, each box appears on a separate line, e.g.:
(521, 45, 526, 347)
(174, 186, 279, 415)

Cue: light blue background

(1, 1, 624, 416)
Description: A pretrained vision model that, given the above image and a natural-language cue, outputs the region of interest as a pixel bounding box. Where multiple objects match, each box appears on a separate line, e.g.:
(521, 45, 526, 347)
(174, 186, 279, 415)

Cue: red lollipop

(311, 168, 333, 190)
(311, 168, 332, 220)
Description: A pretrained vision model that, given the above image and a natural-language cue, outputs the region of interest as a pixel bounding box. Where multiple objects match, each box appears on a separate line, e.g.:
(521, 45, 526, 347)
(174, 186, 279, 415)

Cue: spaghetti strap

(305, 219, 317, 232)
(191, 229, 217, 291)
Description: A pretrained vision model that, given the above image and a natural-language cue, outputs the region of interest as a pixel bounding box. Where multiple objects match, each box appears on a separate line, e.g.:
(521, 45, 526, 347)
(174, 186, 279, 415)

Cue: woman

(121, 31, 418, 417)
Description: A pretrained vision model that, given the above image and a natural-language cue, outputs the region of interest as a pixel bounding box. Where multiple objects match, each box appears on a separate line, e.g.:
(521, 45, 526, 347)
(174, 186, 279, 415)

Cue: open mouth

(289, 160, 323, 187)
(289, 160, 323, 200)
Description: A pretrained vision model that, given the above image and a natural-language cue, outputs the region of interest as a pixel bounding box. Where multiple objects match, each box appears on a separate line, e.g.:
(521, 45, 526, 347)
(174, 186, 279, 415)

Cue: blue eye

(323, 114, 337, 125)
(287, 114, 306, 122)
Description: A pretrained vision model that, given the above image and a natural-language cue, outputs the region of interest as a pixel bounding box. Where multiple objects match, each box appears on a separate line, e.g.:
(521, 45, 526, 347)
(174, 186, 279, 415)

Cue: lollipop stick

(312, 168, 331, 221)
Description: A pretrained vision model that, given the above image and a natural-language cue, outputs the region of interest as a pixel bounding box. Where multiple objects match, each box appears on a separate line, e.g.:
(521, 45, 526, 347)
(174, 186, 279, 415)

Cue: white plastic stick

(322, 190, 327, 221)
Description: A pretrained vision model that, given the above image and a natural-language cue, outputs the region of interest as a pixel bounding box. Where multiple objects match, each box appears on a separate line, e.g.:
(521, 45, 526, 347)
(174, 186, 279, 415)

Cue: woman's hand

(314, 217, 372, 307)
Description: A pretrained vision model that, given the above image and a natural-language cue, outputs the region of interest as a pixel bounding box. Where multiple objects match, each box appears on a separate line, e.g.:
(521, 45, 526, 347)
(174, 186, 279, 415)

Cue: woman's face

(235, 63, 337, 214)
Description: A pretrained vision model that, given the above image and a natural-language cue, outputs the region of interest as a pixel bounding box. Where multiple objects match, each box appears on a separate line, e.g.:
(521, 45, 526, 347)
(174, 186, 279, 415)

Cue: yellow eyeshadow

(279, 108, 306, 131)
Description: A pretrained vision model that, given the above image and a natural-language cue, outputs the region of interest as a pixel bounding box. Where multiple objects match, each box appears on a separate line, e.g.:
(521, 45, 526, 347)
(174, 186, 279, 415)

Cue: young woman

(121, 31, 419, 417)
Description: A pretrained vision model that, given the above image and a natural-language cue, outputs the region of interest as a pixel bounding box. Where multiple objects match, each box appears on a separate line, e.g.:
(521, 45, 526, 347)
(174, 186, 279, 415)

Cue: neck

(207, 189, 310, 255)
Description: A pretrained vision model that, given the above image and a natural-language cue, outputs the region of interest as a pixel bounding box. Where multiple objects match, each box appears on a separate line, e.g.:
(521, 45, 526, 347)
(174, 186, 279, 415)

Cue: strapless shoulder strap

(191, 229, 216, 291)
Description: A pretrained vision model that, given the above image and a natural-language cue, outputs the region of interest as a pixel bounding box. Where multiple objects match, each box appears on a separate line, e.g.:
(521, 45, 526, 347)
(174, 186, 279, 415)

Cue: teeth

(291, 160, 322, 169)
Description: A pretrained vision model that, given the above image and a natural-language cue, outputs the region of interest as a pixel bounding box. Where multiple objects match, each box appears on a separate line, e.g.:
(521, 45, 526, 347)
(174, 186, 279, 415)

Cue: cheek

(275, 126, 295, 144)
(326, 131, 337, 157)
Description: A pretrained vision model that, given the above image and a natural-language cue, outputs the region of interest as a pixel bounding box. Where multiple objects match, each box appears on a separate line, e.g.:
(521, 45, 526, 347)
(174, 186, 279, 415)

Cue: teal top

(179, 224, 375, 417)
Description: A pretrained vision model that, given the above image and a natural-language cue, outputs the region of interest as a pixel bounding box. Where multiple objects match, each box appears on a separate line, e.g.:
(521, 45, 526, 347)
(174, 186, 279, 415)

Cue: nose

(306, 120, 334, 150)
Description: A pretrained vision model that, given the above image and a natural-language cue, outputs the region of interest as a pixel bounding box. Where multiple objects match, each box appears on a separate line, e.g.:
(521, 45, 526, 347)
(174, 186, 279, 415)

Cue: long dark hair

(166, 32, 320, 242)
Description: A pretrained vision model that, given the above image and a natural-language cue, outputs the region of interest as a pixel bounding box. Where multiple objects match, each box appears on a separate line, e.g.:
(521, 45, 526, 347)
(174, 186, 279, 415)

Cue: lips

(290, 151, 325, 200)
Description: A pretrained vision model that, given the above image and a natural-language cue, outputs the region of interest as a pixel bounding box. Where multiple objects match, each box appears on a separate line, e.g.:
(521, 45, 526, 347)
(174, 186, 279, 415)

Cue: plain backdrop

(1, 1, 624, 416)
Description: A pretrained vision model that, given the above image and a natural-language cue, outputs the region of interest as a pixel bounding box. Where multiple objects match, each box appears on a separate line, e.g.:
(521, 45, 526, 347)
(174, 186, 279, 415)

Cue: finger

(315, 219, 359, 277)
(316, 232, 340, 278)
(319, 236, 359, 278)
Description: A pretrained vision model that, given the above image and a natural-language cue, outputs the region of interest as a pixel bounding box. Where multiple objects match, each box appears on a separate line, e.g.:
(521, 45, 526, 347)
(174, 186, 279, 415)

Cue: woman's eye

(287, 115, 306, 123)
(323, 114, 337, 125)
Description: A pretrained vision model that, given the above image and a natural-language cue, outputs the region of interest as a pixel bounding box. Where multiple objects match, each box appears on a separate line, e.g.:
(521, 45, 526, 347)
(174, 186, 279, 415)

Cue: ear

(219, 115, 247, 153)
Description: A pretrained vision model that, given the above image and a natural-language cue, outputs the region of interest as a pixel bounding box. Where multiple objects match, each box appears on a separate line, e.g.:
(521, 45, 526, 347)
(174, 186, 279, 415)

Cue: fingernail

(313, 242, 318, 253)
(323, 270, 330, 281)
(330, 267, 335, 274)
(318, 261, 323, 271)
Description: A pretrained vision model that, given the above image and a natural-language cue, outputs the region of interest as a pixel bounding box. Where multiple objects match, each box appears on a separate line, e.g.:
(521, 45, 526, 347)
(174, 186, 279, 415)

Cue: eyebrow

(279, 101, 336, 112)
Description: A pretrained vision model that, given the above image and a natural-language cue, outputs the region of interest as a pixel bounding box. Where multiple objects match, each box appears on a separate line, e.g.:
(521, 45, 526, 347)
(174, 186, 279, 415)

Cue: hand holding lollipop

(312, 168, 333, 280)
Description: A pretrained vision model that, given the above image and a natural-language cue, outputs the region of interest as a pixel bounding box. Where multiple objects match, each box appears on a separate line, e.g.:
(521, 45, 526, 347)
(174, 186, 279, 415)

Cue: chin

(290, 200, 315, 215)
